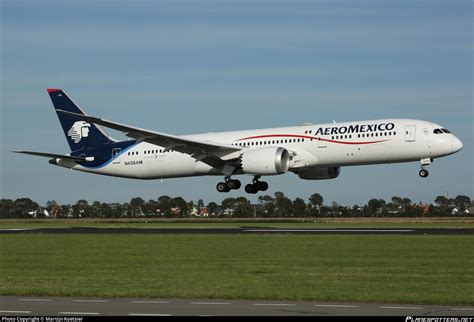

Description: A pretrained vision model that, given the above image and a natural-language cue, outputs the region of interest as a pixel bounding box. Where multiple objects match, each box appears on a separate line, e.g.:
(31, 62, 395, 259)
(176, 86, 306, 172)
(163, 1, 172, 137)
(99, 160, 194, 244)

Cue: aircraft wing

(56, 110, 242, 169)
(12, 150, 91, 161)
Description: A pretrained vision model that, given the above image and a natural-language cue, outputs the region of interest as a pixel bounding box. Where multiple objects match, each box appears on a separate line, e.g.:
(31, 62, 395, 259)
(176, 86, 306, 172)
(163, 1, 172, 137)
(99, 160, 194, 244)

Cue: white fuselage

(59, 118, 463, 180)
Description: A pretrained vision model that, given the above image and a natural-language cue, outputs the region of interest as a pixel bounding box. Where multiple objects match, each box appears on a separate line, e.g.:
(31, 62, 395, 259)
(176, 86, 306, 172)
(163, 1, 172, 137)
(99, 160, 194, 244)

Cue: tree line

(0, 193, 471, 219)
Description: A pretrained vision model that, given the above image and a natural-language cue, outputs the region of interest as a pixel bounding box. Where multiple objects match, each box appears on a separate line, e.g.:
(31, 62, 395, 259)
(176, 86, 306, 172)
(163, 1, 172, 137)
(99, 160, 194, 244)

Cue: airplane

(14, 88, 463, 194)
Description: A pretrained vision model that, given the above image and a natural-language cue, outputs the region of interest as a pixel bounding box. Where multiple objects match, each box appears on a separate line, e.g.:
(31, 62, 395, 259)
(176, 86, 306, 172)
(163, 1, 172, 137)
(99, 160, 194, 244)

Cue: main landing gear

(216, 176, 241, 193)
(419, 158, 432, 178)
(244, 176, 268, 194)
(216, 175, 269, 194)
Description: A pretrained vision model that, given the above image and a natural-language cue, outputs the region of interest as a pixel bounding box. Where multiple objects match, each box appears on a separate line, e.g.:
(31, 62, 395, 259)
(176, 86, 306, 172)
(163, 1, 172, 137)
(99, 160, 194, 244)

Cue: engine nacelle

(240, 147, 290, 175)
(296, 167, 341, 180)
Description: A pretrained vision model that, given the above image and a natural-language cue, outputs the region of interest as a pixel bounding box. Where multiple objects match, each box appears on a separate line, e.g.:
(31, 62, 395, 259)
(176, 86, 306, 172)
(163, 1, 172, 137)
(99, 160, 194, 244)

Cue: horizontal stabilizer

(12, 150, 93, 162)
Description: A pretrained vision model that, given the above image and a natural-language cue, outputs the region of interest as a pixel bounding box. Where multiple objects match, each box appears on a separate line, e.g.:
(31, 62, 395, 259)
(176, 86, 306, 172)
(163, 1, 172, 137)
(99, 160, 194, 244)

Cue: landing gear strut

(419, 158, 432, 178)
(244, 176, 269, 194)
(216, 176, 241, 193)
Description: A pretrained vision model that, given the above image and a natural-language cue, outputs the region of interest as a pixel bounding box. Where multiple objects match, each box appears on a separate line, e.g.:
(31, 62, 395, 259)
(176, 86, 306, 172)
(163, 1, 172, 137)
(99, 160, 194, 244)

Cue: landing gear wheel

(255, 181, 268, 191)
(245, 184, 258, 194)
(227, 179, 241, 190)
(419, 169, 429, 178)
(216, 182, 230, 192)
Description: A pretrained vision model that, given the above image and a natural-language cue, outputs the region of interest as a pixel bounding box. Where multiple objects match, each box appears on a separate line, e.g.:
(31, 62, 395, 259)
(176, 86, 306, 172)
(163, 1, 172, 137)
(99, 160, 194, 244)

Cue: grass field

(1, 233, 473, 305)
(1, 217, 473, 229)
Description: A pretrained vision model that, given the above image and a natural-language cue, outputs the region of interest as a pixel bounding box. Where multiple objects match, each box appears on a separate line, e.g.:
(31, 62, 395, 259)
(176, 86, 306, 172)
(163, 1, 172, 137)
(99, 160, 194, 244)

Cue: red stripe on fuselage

(236, 134, 389, 145)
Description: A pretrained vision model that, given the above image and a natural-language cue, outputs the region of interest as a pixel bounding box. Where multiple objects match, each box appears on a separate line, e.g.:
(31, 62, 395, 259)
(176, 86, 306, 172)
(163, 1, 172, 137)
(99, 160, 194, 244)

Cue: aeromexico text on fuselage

(314, 122, 395, 136)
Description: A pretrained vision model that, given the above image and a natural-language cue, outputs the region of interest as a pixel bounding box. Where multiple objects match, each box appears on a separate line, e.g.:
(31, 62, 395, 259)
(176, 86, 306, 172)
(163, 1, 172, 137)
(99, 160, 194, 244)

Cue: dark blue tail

(47, 88, 114, 152)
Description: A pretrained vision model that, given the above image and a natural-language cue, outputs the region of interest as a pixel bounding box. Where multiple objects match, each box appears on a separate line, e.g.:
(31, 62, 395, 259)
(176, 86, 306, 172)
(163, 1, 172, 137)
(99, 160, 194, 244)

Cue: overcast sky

(1, 0, 472, 206)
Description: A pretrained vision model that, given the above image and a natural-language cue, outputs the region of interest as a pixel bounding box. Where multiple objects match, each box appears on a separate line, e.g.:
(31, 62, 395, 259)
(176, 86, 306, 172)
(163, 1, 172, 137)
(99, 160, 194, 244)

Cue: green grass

(1, 234, 473, 305)
(1, 218, 473, 229)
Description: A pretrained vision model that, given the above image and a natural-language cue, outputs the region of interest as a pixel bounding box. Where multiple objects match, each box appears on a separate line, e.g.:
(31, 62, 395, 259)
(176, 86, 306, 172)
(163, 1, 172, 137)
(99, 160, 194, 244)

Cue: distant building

(199, 207, 209, 217)
(419, 204, 430, 215)
(28, 208, 50, 218)
(222, 208, 235, 216)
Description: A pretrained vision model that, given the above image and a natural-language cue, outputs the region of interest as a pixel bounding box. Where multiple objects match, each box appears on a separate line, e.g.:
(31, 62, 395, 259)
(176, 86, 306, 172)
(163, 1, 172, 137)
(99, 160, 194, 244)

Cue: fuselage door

(405, 125, 416, 142)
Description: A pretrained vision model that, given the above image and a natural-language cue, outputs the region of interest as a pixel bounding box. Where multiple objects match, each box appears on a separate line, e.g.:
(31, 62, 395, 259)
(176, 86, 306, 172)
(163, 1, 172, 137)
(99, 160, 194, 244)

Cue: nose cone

(452, 136, 463, 153)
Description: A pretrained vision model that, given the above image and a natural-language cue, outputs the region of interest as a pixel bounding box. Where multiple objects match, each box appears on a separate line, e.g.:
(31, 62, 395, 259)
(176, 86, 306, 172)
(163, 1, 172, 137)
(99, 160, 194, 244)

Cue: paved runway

(0, 227, 473, 234)
(1, 296, 473, 316)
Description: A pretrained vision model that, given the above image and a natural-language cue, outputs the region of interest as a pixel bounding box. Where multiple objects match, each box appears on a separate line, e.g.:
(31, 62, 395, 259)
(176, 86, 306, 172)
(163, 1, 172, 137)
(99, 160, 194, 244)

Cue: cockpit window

(441, 128, 451, 133)
(433, 129, 443, 134)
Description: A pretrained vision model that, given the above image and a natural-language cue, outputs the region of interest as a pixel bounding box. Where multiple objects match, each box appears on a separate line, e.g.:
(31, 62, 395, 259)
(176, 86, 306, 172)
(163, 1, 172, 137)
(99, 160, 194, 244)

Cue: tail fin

(47, 88, 114, 151)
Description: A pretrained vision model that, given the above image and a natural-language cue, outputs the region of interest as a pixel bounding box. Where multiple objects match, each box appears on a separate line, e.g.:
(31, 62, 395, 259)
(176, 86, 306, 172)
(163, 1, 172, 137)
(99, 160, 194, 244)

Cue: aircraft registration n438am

(14, 89, 463, 194)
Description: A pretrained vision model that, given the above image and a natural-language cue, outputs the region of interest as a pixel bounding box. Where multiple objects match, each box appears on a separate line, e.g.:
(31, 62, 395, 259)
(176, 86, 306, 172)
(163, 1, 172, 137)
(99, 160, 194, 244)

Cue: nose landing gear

(419, 158, 432, 178)
(419, 169, 429, 178)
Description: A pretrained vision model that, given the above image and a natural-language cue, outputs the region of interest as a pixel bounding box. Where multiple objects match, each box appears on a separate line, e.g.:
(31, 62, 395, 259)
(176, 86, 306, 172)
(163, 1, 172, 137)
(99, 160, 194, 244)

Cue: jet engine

(295, 167, 340, 180)
(240, 147, 290, 175)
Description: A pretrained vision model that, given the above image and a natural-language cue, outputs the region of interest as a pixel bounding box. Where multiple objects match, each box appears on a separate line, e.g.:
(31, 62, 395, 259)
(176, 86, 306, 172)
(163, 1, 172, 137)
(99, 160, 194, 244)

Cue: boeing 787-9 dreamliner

(14, 89, 463, 194)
